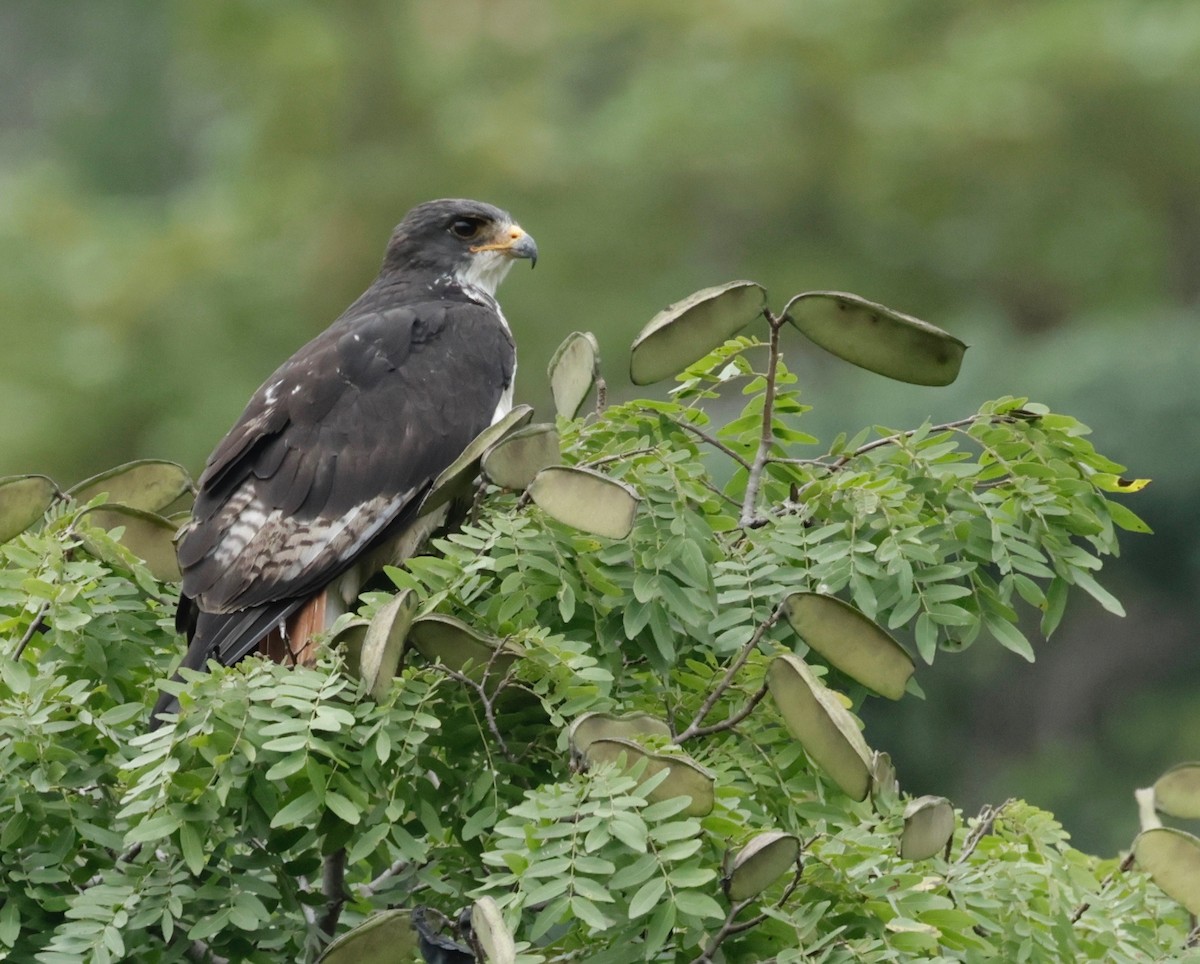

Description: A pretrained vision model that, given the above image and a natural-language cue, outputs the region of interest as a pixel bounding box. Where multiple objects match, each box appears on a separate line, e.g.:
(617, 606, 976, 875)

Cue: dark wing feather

(177, 292, 515, 656)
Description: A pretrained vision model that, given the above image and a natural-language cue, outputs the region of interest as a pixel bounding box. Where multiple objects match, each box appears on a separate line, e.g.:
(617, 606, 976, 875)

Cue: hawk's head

(382, 198, 538, 296)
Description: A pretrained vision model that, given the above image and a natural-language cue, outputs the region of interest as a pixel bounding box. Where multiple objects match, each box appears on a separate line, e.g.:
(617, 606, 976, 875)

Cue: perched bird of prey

(152, 198, 536, 724)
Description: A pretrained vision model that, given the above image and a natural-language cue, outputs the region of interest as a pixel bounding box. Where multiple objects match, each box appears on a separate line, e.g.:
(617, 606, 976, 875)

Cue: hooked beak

(471, 224, 538, 268)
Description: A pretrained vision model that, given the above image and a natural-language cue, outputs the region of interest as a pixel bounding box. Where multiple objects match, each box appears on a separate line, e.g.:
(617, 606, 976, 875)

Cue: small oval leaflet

(470, 896, 517, 964)
(482, 424, 561, 491)
(69, 459, 192, 513)
(317, 908, 419, 963)
(786, 291, 966, 386)
(350, 590, 416, 701)
(584, 737, 715, 817)
(407, 613, 522, 680)
(1153, 762, 1200, 820)
(1133, 827, 1200, 916)
(900, 795, 956, 860)
(784, 591, 915, 700)
(629, 280, 767, 385)
(767, 654, 873, 801)
(548, 330, 600, 419)
(0, 474, 57, 543)
(568, 711, 673, 756)
(420, 404, 534, 515)
(723, 831, 801, 902)
(80, 505, 182, 582)
(528, 465, 639, 539)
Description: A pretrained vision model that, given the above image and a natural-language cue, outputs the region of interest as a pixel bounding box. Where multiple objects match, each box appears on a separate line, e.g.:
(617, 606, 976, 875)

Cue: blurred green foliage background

(2, 0, 1197, 854)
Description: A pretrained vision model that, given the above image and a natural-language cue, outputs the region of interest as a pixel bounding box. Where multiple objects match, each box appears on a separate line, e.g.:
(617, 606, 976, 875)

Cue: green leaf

(179, 821, 206, 876)
(628, 877, 666, 919)
(673, 889, 725, 921)
(982, 612, 1035, 662)
(270, 790, 320, 828)
(1070, 569, 1125, 617)
(325, 791, 361, 825)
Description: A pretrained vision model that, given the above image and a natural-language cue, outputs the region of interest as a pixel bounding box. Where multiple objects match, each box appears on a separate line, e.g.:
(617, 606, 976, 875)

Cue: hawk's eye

(449, 217, 485, 240)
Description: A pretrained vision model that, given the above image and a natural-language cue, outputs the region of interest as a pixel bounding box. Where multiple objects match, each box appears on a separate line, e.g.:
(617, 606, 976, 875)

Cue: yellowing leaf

(1092, 474, 1152, 493)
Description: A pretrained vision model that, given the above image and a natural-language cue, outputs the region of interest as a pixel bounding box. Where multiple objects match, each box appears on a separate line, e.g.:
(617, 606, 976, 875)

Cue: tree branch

(317, 848, 348, 941)
(434, 646, 520, 763)
(186, 940, 230, 964)
(955, 800, 1013, 865)
(355, 857, 410, 899)
(663, 414, 752, 471)
(678, 682, 768, 743)
(1070, 851, 1134, 924)
(739, 313, 784, 528)
(689, 861, 803, 963)
(676, 602, 784, 743)
(12, 599, 50, 659)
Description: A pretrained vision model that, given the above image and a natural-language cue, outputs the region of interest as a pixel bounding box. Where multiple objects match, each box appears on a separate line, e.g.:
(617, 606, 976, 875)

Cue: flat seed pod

(871, 750, 899, 801)
(408, 613, 521, 680)
(584, 737, 715, 816)
(471, 896, 517, 964)
(786, 291, 966, 386)
(548, 331, 600, 419)
(568, 712, 673, 756)
(1153, 763, 1200, 820)
(420, 404, 534, 515)
(355, 590, 417, 700)
(766, 654, 873, 801)
(1133, 827, 1200, 915)
(482, 424, 561, 491)
(80, 505, 181, 582)
(900, 795, 956, 860)
(528, 466, 639, 539)
(724, 831, 801, 902)
(784, 592, 915, 700)
(317, 908, 419, 963)
(332, 616, 369, 665)
(629, 281, 767, 385)
(69, 459, 192, 513)
(0, 475, 57, 543)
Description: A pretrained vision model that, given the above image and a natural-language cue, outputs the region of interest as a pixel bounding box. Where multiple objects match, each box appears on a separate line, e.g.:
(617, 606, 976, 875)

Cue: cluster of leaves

(0, 324, 1190, 961)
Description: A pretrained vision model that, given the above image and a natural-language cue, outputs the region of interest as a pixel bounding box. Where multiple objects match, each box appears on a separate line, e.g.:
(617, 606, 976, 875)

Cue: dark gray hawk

(152, 199, 536, 724)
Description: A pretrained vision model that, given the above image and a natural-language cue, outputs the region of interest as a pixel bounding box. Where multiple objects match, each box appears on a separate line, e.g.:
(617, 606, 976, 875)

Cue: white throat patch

(454, 249, 516, 298)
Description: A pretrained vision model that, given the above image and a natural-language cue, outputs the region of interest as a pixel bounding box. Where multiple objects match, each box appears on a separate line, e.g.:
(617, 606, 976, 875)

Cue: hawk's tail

(149, 598, 308, 728)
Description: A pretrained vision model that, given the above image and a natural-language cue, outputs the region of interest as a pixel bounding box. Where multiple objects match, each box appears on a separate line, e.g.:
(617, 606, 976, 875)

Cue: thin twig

(678, 682, 769, 743)
(690, 862, 804, 963)
(12, 600, 50, 658)
(955, 800, 1013, 864)
(739, 312, 784, 527)
(317, 848, 348, 940)
(186, 939, 230, 964)
(355, 857, 409, 899)
(664, 414, 752, 471)
(297, 876, 318, 928)
(585, 445, 661, 468)
(1070, 851, 1135, 924)
(468, 477, 490, 526)
(435, 647, 519, 762)
(783, 414, 1012, 512)
(676, 603, 784, 743)
(594, 374, 608, 414)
